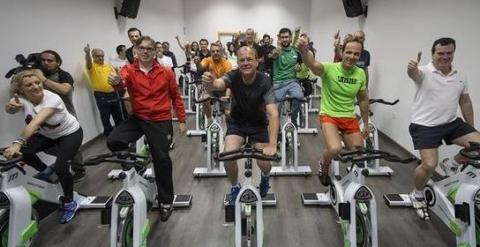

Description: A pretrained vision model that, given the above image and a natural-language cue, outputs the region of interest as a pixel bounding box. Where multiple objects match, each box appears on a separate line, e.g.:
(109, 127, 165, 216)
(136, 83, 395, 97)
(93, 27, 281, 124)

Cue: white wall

(183, 0, 312, 44)
(310, 0, 480, 159)
(0, 0, 184, 146)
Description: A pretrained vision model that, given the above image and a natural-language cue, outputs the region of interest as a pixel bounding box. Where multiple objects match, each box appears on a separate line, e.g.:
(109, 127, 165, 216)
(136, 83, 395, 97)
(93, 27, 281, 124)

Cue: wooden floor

(31, 107, 455, 247)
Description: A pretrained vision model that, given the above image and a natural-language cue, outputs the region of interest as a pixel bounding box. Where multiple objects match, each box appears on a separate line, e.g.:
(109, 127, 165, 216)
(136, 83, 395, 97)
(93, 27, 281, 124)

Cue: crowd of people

(3, 25, 479, 227)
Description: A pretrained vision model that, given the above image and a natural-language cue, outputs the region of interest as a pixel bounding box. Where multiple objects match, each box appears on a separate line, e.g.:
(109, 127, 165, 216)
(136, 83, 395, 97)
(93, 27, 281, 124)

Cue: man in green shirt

(271, 27, 304, 123)
(297, 34, 369, 186)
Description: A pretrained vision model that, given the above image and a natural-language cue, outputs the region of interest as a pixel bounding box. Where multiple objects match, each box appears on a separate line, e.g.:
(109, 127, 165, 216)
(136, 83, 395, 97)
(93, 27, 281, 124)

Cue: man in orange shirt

(196, 43, 233, 122)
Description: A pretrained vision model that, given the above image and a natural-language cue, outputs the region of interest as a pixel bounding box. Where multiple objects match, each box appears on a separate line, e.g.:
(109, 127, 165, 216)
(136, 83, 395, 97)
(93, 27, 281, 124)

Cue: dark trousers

(94, 91, 125, 136)
(106, 116, 174, 204)
(21, 128, 83, 201)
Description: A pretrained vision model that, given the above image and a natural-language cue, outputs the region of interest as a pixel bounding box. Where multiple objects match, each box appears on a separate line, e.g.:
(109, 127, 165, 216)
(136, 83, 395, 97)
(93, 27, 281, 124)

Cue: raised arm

(84, 44, 92, 70)
(296, 34, 324, 76)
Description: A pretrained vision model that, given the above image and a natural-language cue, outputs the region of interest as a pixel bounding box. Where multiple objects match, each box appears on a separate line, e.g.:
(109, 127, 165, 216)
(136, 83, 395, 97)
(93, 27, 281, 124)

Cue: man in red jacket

(108, 36, 187, 221)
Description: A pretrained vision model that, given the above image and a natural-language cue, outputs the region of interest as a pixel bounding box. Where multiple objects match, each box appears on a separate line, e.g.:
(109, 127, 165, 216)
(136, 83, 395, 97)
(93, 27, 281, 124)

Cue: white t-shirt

(20, 90, 80, 139)
(110, 56, 128, 71)
(157, 56, 174, 68)
(411, 62, 468, 126)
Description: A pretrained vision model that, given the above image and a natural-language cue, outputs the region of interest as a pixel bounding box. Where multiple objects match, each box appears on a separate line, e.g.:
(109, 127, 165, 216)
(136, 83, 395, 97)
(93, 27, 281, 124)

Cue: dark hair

(278, 28, 292, 36)
(162, 41, 170, 46)
(116, 45, 126, 55)
(199, 38, 209, 45)
(263, 34, 270, 39)
(40, 50, 62, 66)
(154, 41, 162, 46)
(431, 37, 456, 54)
(135, 36, 156, 47)
(127, 27, 142, 36)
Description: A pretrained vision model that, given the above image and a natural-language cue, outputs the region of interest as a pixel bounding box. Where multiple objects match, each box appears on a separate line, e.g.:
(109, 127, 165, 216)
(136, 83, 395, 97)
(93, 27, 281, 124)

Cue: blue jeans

(273, 79, 303, 122)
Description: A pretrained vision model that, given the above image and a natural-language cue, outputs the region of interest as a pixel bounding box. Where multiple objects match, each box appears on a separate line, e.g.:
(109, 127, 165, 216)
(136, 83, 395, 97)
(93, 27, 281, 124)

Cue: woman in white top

(4, 69, 83, 224)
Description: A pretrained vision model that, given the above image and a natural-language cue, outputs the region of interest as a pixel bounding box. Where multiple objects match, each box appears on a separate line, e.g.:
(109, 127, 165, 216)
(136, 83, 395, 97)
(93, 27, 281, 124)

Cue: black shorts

(226, 119, 269, 143)
(409, 118, 477, 150)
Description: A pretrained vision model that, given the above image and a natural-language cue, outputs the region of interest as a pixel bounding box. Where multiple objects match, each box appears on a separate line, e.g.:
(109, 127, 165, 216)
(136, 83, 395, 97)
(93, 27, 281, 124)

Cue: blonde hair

(9, 69, 41, 97)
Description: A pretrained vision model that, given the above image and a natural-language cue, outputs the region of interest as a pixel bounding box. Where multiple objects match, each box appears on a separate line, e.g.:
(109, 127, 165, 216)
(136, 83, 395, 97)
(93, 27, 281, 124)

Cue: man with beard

(202, 46, 279, 204)
(271, 27, 304, 123)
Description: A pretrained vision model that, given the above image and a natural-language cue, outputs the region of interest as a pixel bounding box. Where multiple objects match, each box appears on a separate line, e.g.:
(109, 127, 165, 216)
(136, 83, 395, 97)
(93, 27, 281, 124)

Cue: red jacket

(116, 60, 186, 122)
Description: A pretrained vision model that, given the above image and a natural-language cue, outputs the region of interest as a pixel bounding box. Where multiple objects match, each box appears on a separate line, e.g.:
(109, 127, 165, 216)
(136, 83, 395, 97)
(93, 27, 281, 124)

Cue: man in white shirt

(407, 37, 480, 219)
(155, 42, 174, 68)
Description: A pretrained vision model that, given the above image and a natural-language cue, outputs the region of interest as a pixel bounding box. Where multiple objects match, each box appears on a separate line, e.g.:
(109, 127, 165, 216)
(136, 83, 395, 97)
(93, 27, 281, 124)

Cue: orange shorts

(319, 115, 360, 134)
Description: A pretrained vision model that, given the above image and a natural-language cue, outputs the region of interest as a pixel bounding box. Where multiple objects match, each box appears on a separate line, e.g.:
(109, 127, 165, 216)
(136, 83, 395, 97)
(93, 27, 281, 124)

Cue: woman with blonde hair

(4, 69, 83, 224)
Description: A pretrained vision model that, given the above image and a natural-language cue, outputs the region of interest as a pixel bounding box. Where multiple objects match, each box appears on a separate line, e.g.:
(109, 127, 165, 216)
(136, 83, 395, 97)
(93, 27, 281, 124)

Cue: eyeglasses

(137, 46, 154, 52)
(238, 58, 255, 64)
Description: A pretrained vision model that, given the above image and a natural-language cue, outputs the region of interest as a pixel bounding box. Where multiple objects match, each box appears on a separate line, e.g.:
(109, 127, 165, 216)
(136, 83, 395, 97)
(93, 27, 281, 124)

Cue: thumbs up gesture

(6, 93, 24, 114)
(108, 71, 122, 86)
(84, 43, 91, 54)
(408, 51, 422, 71)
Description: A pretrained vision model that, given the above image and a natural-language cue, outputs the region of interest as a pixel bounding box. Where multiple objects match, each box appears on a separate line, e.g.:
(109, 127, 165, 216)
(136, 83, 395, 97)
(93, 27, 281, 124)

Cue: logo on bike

(115, 191, 135, 206)
(8, 172, 18, 182)
(239, 189, 258, 203)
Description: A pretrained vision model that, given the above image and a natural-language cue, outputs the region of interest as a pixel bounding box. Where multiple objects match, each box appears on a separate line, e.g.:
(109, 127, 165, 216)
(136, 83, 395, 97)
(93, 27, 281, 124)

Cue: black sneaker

(318, 161, 331, 186)
(72, 171, 86, 183)
(159, 204, 173, 222)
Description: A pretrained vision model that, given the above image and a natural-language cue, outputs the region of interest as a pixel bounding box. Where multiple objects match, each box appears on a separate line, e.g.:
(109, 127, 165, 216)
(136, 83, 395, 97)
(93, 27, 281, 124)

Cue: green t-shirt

(272, 47, 300, 83)
(320, 62, 366, 117)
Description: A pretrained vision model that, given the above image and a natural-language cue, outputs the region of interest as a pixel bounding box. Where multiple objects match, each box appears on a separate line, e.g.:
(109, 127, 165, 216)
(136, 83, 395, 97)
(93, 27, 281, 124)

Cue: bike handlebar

(460, 142, 480, 160)
(194, 96, 230, 104)
(215, 145, 281, 162)
(336, 148, 417, 164)
(0, 148, 26, 174)
(81, 151, 151, 168)
(278, 95, 308, 103)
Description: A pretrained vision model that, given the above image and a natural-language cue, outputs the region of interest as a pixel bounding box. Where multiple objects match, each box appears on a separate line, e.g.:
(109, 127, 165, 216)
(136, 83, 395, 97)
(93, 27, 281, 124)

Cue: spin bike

(186, 80, 207, 137)
(302, 148, 415, 247)
(384, 142, 480, 246)
(0, 148, 111, 247)
(271, 96, 311, 176)
(177, 65, 196, 114)
(83, 151, 192, 247)
(216, 143, 280, 247)
(192, 96, 229, 177)
(357, 98, 399, 176)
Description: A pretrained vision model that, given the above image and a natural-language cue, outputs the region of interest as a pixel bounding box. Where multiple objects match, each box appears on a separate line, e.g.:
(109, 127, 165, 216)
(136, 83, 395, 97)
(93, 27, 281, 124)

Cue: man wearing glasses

(84, 44, 124, 137)
(202, 46, 279, 205)
(108, 36, 187, 222)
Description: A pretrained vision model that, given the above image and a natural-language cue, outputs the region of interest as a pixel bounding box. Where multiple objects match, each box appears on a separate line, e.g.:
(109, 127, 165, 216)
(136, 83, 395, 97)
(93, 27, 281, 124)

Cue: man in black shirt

(202, 46, 279, 205)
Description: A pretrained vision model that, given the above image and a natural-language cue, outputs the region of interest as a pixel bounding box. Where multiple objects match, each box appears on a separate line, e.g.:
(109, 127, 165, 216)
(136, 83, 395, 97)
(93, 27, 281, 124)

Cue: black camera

(5, 53, 41, 79)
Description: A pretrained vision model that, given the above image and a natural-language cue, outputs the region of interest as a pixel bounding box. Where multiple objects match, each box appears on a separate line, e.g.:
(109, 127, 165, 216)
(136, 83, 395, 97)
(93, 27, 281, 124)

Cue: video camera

(5, 53, 41, 79)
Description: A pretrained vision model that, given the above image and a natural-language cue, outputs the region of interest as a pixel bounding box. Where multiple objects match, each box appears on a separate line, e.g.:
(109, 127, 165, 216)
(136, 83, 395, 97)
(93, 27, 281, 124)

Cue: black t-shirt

(126, 45, 135, 64)
(43, 68, 76, 117)
(223, 71, 275, 126)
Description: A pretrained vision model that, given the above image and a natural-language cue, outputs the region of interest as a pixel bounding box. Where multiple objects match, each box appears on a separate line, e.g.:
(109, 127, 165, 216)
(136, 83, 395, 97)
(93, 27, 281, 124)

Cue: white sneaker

(409, 191, 430, 220)
(439, 158, 459, 177)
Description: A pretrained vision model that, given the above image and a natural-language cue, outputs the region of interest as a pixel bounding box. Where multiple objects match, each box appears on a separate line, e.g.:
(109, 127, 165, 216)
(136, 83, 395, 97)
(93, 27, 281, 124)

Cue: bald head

(91, 48, 105, 64)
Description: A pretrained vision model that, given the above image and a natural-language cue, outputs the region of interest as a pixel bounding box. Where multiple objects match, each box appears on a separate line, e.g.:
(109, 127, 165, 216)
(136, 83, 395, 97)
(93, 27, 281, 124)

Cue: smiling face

(128, 30, 141, 45)
(279, 31, 291, 48)
(136, 39, 156, 64)
(432, 43, 455, 72)
(21, 75, 44, 101)
(237, 47, 258, 76)
(341, 41, 362, 70)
